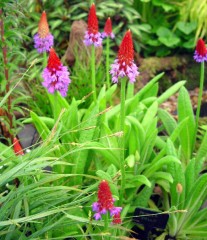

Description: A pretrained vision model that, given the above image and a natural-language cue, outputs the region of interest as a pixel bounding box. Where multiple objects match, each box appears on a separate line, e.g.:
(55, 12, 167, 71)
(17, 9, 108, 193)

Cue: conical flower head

(97, 180, 114, 210)
(42, 48, 71, 97)
(13, 137, 24, 156)
(34, 11, 54, 53)
(83, 3, 102, 47)
(88, 3, 98, 34)
(194, 38, 207, 62)
(102, 17, 115, 39)
(110, 30, 139, 83)
(47, 48, 61, 70)
(118, 30, 134, 66)
(38, 11, 50, 38)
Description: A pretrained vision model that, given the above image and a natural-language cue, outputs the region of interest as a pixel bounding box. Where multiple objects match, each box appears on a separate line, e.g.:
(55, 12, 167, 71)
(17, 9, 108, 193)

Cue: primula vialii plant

(84, 3, 102, 102)
(83, 3, 102, 47)
(102, 17, 115, 39)
(42, 48, 71, 97)
(194, 38, 207, 63)
(110, 30, 139, 84)
(34, 11, 54, 53)
(110, 30, 139, 204)
(92, 180, 122, 225)
(193, 39, 207, 149)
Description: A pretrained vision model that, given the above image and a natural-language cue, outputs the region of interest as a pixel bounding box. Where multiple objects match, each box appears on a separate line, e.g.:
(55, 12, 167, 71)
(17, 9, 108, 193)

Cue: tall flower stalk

(110, 30, 139, 204)
(193, 39, 207, 149)
(83, 3, 102, 102)
(102, 17, 115, 90)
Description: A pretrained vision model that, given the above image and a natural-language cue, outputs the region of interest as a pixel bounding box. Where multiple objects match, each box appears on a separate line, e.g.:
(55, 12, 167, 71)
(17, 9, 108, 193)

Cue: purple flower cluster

(194, 51, 207, 63)
(92, 198, 122, 221)
(83, 31, 102, 47)
(34, 33, 54, 53)
(102, 32, 115, 39)
(42, 48, 71, 97)
(110, 59, 139, 84)
(42, 65, 71, 97)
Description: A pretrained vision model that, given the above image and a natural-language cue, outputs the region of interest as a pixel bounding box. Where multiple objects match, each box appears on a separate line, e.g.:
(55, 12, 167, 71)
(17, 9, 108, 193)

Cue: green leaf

(152, 172, 173, 183)
(178, 87, 195, 162)
(96, 170, 112, 182)
(178, 174, 207, 229)
(134, 183, 155, 207)
(185, 158, 195, 199)
(157, 81, 186, 104)
(23, 117, 54, 129)
(72, 103, 99, 185)
(195, 130, 207, 176)
(125, 174, 151, 188)
(30, 111, 50, 140)
(157, 27, 180, 47)
(177, 21, 197, 35)
(145, 156, 180, 177)
(158, 109, 177, 136)
(142, 101, 158, 129)
(138, 72, 164, 100)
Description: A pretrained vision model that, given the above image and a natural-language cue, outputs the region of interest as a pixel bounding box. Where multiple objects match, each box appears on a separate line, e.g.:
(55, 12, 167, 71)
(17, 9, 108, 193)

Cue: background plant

(0, 0, 29, 141)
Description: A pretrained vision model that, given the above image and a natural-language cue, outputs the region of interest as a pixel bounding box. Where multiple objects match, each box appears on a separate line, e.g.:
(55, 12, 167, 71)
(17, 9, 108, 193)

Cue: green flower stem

(104, 212, 110, 240)
(53, 91, 58, 123)
(120, 77, 127, 205)
(194, 62, 205, 149)
(91, 45, 97, 102)
(126, 82, 134, 99)
(106, 37, 110, 90)
(43, 51, 47, 68)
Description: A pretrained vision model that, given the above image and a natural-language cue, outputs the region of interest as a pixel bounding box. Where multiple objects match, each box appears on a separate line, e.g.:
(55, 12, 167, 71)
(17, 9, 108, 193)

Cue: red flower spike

(104, 17, 113, 35)
(87, 3, 99, 34)
(38, 11, 50, 38)
(118, 30, 134, 66)
(47, 48, 61, 70)
(98, 180, 114, 210)
(196, 39, 207, 57)
(112, 212, 122, 224)
(13, 137, 24, 156)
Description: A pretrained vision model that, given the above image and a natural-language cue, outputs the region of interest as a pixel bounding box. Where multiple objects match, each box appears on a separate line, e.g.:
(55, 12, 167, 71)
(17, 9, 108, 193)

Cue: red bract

(38, 11, 50, 38)
(118, 30, 134, 66)
(104, 17, 113, 35)
(47, 48, 61, 70)
(98, 180, 114, 211)
(87, 3, 98, 34)
(112, 212, 122, 224)
(13, 137, 24, 156)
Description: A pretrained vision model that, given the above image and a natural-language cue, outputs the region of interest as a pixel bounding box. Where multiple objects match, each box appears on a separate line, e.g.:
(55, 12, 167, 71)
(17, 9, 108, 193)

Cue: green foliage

(134, 0, 197, 56)
(179, 0, 207, 41)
